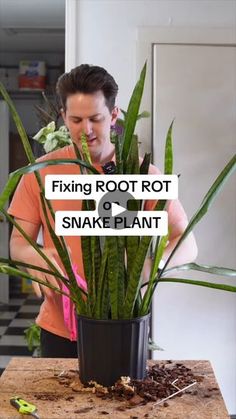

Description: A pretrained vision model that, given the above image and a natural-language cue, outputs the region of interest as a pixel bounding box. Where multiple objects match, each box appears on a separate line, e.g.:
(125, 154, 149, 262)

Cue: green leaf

(24, 323, 41, 352)
(137, 110, 150, 120)
(148, 337, 164, 351)
(0, 264, 75, 300)
(122, 62, 147, 166)
(0, 85, 77, 277)
(125, 134, 141, 268)
(113, 134, 123, 174)
(140, 153, 151, 175)
(0, 257, 68, 282)
(140, 233, 169, 315)
(81, 132, 92, 166)
(1, 209, 64, 279)
(100, 272, 110, 319)
(107, 237, 120, 319)
(81, 236, 93, 316)
(164, 262, 236, 277)
(120, 109, 127, 119)
(126, 235, 140, 281)
(0, 84, 61, 241)
(164, 120, 174, 175)
(163, 154, 236, 272)
(0, 173, 21, 209)
(117, 237, 126, 318)
(0, 158, 99, 210)
(125, 135, 140, 175)
(123, 199, 167, 318)
(5, 207, 88, 309)
(33, 121, 56, 142)
(90, 236, 101, 314)
(72, 142, 86, 174)
(123, 236, 152, 318)
(39, 193, 87, 313)
(0, 82, 35, 163)
(157, 277, 236, 293)
(95, 239, 109, 318)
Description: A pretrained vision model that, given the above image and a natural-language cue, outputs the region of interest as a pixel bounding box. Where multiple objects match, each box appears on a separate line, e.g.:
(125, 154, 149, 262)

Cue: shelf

(6, 89, 54, 100)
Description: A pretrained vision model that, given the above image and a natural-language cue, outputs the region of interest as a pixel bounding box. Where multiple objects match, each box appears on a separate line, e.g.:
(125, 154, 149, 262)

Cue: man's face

(62, 91, 118, 163)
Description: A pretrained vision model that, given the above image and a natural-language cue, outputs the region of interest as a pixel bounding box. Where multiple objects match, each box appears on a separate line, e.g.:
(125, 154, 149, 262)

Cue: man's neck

(92, 145, 115, 166)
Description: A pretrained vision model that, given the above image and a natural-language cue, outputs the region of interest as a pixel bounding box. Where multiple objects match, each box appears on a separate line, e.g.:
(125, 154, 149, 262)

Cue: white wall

(0, 0, 65, 53)
(151, 38, 236, 416)
(66, 0, 236, 414)
(67, 0, 236, 109)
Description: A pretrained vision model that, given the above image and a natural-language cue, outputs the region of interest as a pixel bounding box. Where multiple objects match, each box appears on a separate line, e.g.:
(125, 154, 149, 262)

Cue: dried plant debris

(74, 406, 93, 414)
(34, 393, 61, 401)
(55, 361, 207, 408)
(102, 363, 201, 406)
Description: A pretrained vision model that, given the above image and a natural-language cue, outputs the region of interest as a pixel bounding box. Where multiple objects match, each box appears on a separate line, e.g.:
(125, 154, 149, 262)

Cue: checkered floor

(0, 293, 41, 375)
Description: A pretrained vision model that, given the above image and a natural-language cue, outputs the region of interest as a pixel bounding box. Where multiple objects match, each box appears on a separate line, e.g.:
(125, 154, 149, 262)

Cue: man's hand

(23, 247, 64, 298)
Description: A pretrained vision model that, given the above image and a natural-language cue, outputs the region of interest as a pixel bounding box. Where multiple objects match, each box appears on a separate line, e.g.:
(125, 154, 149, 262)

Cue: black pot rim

(77, 312, 150, 325)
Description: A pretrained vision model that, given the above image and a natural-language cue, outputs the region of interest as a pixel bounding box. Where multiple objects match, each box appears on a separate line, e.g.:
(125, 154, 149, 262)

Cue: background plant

(0, 63, 235, 321)
(33, 92, 72, 153)
(24, 323, 41, 356)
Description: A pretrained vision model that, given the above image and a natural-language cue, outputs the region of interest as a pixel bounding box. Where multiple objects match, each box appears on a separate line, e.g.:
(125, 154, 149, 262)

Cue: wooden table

(0, 358, 229, 418)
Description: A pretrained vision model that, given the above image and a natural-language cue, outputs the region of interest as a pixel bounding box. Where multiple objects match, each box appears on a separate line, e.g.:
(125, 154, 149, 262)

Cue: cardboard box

(19, 60, 46, 90)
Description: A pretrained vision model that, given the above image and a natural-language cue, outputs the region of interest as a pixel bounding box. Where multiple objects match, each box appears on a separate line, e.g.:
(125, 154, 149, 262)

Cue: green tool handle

(10, 396, 37, 414)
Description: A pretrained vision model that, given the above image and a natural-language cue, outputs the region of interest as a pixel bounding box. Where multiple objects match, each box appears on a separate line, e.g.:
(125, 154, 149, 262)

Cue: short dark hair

(56, 64, 118, 112)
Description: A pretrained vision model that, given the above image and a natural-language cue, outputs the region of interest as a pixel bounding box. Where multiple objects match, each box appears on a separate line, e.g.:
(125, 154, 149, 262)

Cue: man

(8, 64, 198, 357)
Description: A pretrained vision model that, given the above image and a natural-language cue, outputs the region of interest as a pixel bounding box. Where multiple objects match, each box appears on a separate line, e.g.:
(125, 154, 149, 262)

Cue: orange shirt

(9, 145, 89, 338)
(8, 144, 188, 339)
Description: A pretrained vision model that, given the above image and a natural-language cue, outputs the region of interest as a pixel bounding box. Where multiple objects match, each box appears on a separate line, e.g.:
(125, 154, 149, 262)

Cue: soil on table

(52, 361, 206, 408)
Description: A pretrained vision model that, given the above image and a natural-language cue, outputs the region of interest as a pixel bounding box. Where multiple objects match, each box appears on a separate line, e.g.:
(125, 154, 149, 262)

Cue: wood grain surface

(0, 358, 229, 418)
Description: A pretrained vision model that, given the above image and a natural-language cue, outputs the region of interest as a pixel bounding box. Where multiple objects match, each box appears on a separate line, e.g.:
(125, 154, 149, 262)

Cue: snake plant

(0, 63, 236, 321)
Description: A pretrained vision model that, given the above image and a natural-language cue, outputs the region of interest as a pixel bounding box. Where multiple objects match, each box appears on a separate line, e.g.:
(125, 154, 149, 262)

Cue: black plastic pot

(77, 313, 150, 387)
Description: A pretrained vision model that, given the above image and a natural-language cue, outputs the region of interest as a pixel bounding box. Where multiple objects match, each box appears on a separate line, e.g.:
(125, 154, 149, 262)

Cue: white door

(152, 44, 236, 413)
(0, 101, 9, 304)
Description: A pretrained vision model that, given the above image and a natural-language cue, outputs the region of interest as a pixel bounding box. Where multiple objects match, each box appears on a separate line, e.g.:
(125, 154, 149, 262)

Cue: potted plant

(0, 63, 235, 387)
